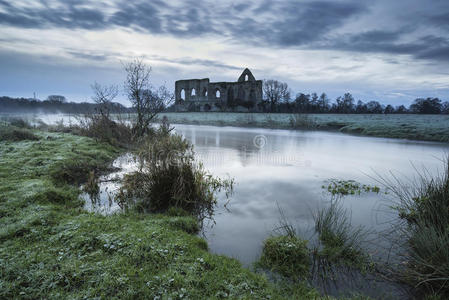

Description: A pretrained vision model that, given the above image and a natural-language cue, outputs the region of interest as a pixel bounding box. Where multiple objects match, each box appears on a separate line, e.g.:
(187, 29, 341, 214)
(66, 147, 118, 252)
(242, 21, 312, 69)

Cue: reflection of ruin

(175, 68, 262, 112)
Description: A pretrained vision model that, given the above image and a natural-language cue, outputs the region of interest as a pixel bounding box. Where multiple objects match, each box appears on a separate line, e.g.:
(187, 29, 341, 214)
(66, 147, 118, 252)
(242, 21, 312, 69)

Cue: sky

(0, 0, 449, 106)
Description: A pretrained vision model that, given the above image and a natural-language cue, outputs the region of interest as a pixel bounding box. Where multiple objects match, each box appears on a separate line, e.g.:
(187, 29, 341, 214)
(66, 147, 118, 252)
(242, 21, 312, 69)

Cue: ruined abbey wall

(175, 68, 262, 111)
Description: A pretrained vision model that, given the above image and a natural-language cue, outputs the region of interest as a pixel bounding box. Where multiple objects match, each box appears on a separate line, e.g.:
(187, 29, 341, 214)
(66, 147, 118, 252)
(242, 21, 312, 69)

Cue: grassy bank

(159, 113, 449, 143)
(0, 125, 321, 299)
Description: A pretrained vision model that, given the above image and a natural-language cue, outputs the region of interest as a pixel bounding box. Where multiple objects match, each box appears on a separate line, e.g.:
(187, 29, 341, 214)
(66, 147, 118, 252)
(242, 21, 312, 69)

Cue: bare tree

(123, 57, 173, 137)
(91, 82, 119, 118)
(263, 79, 291, 112)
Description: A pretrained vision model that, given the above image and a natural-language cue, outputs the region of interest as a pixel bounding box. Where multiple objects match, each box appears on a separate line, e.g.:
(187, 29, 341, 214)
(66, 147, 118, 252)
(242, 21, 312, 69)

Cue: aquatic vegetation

(381, 158, 449, 296)
(323, 179, 381, 196)
(313, 200, 371, 271)
(259, 235, 310, 278)
(116, 132, 233, 222)
(258, 198, 373, 295)
(83, 170, 100, 201)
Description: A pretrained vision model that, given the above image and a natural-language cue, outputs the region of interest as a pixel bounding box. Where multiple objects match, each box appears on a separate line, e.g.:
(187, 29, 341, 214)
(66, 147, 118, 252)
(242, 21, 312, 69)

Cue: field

(159, 113, 449, 143)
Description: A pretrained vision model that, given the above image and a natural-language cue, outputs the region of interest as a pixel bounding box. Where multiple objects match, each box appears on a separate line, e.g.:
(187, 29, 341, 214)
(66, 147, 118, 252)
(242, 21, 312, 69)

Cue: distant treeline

(259, 92, 449, 114)
(0, 96, 132, 114)
(2, 93, 449, 115)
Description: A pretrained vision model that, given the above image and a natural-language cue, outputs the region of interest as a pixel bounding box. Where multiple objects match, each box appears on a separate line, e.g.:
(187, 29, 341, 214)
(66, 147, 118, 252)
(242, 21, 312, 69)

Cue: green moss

(259, 235, 310, 278)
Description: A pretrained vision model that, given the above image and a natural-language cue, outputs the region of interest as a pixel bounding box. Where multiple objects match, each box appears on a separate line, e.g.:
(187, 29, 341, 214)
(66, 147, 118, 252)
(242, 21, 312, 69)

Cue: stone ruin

(175, 68, 262, 112)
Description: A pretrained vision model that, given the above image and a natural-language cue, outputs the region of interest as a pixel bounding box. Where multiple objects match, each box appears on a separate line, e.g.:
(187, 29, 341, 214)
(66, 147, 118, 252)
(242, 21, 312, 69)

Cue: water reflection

(82, 153, 137, 214)
(79, 122, 447, 299)
(175, 124, 447, 299)
(173, 125, 447, 263)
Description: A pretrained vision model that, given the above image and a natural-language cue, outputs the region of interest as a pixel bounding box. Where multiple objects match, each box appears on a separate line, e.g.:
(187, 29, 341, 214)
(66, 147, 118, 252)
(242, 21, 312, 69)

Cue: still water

(173, 125, 447, 262)
(31, 115, 446, 298)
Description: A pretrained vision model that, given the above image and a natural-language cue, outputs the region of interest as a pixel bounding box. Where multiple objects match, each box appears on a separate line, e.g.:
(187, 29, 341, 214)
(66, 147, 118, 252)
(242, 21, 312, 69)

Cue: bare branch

(123, 57, 174, 138)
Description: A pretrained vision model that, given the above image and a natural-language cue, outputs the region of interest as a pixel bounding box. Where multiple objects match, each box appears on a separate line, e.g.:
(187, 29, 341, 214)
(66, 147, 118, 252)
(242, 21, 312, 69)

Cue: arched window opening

(191, 88, 196, 96)
(215, 89, 221, 98)
(180, 89, 185, 100)
(245, 74, 249, 81)
(202, 88, 208, 97)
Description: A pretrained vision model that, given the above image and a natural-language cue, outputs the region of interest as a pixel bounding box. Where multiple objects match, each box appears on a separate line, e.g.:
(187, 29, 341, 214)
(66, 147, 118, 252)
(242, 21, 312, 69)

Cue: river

(10, 114, 449, 298)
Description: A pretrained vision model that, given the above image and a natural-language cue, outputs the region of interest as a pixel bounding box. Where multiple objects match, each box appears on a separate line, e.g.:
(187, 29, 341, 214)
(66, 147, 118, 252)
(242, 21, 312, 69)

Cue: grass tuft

(380, 158, 449, 296)
(313, 199, 370, 269)
(259, 235, 310, 278)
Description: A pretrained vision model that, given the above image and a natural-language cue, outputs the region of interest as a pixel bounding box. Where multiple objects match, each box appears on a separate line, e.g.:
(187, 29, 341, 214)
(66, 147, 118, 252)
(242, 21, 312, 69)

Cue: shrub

(77, 114, 133, 147)
(116, 133, 233, 222)
(259, 235, 310, 278)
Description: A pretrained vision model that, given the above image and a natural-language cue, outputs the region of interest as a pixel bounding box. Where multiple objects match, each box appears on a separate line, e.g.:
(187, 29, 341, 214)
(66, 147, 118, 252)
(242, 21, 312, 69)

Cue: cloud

(1, 0, 449, 104)
(327, 30, 449, 61)
(66, 50, 109, 61)
(427, 12, 449, 30)
(146, 55, 242, 71)
(0, 1, 365, 45)
(0, 1, 106, 30)
(2, 0, 448, 62)
(110, 1, 163, 33)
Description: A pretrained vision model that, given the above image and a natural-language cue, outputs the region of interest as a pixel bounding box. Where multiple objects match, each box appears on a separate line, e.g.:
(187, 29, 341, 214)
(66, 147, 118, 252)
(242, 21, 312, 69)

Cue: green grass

(313, 200, 371, 272)
(157, 112, 449, 143)
(0, 125, 39, 141)
(258, 235, 310, 278)
(381, 159, 449, 296)
(0, 126, 323, 299)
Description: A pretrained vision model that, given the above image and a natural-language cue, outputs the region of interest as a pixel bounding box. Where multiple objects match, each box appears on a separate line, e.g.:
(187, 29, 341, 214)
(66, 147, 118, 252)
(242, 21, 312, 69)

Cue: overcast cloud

(0, 0, 448, 105)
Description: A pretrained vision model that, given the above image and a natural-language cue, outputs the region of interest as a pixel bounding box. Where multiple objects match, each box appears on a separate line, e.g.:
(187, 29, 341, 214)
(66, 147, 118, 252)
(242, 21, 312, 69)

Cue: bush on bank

(116, 131, 233, 222)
